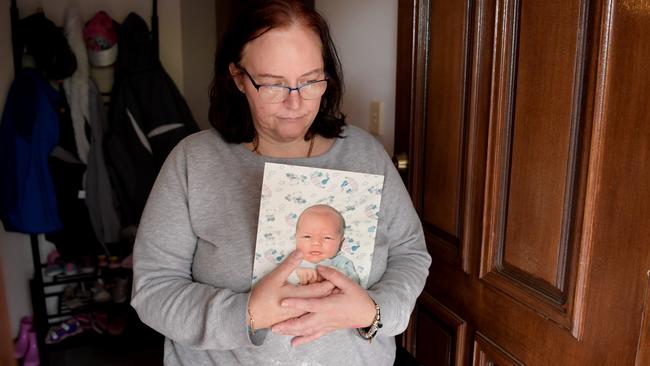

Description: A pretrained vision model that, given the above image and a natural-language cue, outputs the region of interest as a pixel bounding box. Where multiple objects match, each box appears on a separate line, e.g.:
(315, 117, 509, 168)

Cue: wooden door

(395, 0, 650, 364)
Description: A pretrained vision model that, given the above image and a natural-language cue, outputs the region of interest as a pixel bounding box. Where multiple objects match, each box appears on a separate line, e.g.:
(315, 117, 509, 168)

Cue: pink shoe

(23, 331, 40, 366)
(14, 315, 32, 358)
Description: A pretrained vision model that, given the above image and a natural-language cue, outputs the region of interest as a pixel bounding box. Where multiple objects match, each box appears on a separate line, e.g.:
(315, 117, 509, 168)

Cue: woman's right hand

(248, 251, 334, 330)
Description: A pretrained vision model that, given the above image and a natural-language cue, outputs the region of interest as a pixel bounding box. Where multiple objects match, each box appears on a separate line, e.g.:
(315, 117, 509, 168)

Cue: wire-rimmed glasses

(238, 67, 328, 103)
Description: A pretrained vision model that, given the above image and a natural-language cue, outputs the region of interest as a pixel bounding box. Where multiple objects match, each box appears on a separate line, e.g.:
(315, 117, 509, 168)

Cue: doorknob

(392, 152, 409, 173)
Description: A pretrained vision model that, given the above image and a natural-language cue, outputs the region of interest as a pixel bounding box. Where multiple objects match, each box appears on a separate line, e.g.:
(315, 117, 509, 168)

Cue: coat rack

(8, 0, 159, 363)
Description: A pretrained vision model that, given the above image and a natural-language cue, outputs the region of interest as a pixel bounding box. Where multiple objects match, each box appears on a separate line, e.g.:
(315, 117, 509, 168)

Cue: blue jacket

(0, 69, 62, 233)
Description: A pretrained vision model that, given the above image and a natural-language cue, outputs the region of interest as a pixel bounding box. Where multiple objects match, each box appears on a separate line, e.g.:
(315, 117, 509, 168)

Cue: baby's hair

(297, 204, 345, 235)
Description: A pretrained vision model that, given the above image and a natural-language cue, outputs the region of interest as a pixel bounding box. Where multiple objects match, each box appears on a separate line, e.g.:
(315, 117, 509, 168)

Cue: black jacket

(106, 13, 199, 227)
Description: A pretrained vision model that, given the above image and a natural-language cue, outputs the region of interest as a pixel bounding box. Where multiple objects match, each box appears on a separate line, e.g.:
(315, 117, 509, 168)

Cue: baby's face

(295, 208, 343, 264)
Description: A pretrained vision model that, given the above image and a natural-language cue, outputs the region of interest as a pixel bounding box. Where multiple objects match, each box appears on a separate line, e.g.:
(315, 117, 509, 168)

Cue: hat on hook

(83, 11, 118, 67)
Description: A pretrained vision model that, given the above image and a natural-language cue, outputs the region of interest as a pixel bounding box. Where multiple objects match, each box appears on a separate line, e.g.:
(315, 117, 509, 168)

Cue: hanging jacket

(61, 5, 121, 246)
(86, 79, 121, 245)
(105, 13, 199, 227)
(45, 85, 104, 258)
(0, 69, 62, 234)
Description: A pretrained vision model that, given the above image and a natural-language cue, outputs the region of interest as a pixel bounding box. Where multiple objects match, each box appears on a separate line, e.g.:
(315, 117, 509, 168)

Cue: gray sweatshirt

(131, 125, 431, 365)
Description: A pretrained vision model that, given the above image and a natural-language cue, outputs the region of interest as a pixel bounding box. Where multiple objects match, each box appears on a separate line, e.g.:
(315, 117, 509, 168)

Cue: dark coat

(106, 13, 199, 227)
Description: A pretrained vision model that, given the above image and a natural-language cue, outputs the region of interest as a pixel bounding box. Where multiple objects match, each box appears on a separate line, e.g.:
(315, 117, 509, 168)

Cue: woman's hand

(248, 251, 335, 330)
(270, 265, 377, 347)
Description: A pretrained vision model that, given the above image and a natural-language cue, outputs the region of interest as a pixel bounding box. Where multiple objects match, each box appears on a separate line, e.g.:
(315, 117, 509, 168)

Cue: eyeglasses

(238, 67, 328, 104)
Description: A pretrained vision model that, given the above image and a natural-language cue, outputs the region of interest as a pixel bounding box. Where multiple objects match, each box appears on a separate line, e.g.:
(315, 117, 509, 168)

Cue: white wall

(316, 0, 397, 156)
(0, 0, 214, 337)
(181, 0, 216, 129)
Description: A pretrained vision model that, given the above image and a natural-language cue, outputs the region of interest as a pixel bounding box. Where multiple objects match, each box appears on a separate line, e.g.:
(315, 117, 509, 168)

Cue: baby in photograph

(288, 204, 360, 285)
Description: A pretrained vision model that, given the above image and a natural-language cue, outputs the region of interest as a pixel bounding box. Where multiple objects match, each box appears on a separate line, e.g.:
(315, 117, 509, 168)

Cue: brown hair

(208, 0, 346, 143)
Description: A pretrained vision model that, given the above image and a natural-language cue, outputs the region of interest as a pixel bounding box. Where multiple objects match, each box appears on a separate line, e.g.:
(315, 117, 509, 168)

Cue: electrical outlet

(369, 101, 383, 135)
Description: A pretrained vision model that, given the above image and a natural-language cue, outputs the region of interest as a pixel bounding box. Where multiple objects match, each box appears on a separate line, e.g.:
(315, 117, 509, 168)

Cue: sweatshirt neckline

(233, 128, 346, 165)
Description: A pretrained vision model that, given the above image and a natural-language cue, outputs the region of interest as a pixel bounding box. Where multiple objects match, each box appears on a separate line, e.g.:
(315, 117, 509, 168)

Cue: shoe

(23, 331, 40, 366)
(79, 256, 96, 274)
(91, 279, 111, 303)
(74, 313, 93, 331)
(64, 262, 78, 276)
(44, 262, 64, 277)
(14, 315, 32, 358)
(45, 319, 83, 344)
(62, 284, 83, 310)
(91, 311, 108, 334)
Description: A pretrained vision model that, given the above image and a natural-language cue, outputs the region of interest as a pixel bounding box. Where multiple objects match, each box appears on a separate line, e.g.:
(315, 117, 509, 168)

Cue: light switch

(369, 100, 383, 135)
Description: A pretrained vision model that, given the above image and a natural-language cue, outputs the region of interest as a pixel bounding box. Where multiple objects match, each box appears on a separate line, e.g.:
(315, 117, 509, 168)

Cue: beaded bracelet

(357, 300, 382, 342)
(247, 306, 256, 335)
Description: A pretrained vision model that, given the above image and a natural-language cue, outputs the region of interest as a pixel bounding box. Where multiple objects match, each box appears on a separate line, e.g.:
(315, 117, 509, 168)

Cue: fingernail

(280, 300, 289, 307)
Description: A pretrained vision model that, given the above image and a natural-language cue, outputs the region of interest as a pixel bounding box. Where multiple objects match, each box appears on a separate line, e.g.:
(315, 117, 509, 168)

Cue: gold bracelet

(247, 306, 256, 335)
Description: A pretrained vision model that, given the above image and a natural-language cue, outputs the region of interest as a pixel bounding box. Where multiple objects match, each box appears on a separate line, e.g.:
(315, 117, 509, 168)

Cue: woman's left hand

(271, 265, 376, 347)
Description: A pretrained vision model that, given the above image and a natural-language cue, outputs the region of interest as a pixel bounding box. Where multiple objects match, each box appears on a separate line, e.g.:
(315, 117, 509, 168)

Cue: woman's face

(232, 24, 325, 143)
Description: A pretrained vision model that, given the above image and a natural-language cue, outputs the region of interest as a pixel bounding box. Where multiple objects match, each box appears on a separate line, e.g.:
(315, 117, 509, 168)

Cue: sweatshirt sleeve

(130, 140, 264, 350)
(365, 149, 432, 336)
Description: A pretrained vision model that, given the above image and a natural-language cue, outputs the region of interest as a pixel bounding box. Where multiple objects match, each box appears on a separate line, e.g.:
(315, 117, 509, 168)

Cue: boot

(23, 331, 40, 366)
(14, 315, 32, 358)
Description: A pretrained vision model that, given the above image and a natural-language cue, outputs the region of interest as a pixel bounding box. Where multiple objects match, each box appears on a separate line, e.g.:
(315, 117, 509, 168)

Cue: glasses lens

(299, 80, 328, 100)
(258, 86, 289, 103)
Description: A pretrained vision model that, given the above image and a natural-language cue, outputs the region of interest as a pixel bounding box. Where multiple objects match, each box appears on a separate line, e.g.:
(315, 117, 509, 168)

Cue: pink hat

(83, 11, 118, 67)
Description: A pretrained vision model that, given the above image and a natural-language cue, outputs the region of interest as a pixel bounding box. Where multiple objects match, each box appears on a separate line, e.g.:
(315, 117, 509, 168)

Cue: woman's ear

(228, 63, 245, 92)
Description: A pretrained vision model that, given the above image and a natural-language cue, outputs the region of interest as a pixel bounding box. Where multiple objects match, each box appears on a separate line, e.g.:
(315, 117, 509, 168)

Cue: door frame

(394, 0, 430, 354)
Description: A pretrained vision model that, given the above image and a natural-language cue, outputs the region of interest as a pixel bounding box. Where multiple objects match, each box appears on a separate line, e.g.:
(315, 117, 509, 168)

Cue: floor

(29, 310, 419, 366)
(38, 309, 164, 366)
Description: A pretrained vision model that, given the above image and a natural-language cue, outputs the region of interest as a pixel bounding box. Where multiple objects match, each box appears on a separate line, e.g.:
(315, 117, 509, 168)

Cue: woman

(130, 1, 431, 365)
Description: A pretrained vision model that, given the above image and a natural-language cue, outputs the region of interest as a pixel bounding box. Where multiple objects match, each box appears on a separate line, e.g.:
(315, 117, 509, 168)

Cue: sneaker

(64, 262, 78, 276)
(44, 262, 64, 277)
(79, 256, 96, 274)
(62, 284, 81, 309)
(91, 279, 111, 303)
(45, 319, 83, 344)
(74, 313, 93, 331)
(91, 311, 108, 334)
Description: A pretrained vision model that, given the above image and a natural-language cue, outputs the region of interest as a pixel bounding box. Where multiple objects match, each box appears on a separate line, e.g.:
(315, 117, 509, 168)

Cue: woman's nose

(284, 89, 302, 109)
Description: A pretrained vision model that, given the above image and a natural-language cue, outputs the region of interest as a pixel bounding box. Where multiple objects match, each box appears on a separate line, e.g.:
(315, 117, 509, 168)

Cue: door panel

(395, 0, 650, 364)
(481, 0, 594, 333)
(473, 332, 524, 366)
(422, 0, 470, 241)
(411, 293, 469, 366)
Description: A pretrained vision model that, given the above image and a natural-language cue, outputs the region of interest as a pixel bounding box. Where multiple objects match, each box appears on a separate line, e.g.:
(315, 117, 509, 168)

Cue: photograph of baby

(253, 163, 384, 289)
(288, 204, 359, 285)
